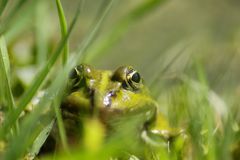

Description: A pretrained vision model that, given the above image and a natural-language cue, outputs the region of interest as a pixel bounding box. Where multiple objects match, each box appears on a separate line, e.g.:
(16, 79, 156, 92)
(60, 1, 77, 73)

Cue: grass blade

(35, 0, 50, 66)
(26, 120, 55, 159)
(149, 42, 190, 91)
(0, 36, 18, 134)
(0, 36, 10, 77)
(56, 0, 69, 66)
(53, 94, 69, 152)
(0, 0, 8, 16)
(54, 0, 85, 152)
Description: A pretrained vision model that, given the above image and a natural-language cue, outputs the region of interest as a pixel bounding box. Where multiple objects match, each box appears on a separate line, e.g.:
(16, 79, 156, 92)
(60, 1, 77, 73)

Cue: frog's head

(62, 64, 157, 124)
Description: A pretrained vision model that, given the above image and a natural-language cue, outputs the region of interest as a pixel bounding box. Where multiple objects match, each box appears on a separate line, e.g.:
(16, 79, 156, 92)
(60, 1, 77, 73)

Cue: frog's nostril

(108, 90, 116, 97)
(103, 96, 111, 107)
(103, 91, 116, 107)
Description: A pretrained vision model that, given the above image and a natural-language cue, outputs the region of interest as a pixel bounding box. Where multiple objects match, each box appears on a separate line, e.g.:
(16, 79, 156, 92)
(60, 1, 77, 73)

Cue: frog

(64, 64, 183, 137)
(41, 64, 186, 158)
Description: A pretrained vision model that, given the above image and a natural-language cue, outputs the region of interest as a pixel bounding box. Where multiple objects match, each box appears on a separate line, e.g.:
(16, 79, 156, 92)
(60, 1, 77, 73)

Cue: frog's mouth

(87, 88, 125, 126)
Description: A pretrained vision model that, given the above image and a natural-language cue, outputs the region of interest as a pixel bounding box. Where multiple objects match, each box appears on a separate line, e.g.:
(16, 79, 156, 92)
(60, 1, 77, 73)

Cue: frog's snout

(103, 90, 117, 107)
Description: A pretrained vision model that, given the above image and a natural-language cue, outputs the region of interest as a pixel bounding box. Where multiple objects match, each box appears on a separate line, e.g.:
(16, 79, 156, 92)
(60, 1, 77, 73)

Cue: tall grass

(0, 0, 239, 160)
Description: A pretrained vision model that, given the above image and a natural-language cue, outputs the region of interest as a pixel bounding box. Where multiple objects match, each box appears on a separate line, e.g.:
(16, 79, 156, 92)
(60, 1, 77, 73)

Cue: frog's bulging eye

(69, 64, 93, 79)
(68, 64, 94, 91)
(112, 66, 142, 91)
(126, 70, 142, 90)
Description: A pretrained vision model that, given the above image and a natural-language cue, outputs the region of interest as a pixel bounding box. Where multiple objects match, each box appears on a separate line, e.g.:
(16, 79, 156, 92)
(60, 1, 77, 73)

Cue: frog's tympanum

(43, 64, 185, 157)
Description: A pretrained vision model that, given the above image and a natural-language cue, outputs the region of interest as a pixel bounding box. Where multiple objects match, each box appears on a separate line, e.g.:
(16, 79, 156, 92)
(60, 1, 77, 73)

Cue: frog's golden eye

(69, 64, 93, 79)
(112, 66, 142, 91)
(68, 64, 93, 91)
(126, 69, 142, 90)
(129, 72, 141, 83)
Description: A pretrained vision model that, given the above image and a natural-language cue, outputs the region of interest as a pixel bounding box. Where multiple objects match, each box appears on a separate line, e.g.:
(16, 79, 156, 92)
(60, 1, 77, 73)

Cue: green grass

(0, 0, 239, 160)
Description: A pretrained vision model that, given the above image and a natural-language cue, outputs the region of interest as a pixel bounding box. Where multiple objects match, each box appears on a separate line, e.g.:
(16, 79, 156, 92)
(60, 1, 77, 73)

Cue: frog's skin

(59, 64, 179, 146)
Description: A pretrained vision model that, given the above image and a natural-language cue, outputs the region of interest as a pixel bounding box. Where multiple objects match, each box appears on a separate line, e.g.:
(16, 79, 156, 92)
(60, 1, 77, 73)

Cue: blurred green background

(1, 0, 240, 159)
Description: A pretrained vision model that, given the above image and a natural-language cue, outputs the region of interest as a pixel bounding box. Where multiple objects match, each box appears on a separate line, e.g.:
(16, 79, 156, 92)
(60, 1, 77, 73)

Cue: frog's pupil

(131, 72, 141, 83)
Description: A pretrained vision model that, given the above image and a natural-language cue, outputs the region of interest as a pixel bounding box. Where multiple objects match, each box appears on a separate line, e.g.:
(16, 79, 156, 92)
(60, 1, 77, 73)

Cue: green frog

(58, 64, 182, 148)
(37, 64, 187, 160)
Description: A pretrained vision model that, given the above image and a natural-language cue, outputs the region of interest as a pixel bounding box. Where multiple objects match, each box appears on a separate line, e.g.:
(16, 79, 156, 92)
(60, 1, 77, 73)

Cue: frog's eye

(69, 64, 93, 79)
(68, 64, 95, 91)
(126, 69, 142, 90)
(130, 72, 141, 83)
(112, 66, 142, 91)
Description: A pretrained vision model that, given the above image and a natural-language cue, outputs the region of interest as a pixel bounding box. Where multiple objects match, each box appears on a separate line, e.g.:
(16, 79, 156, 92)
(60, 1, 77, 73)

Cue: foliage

(0, 0, 240, 159)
